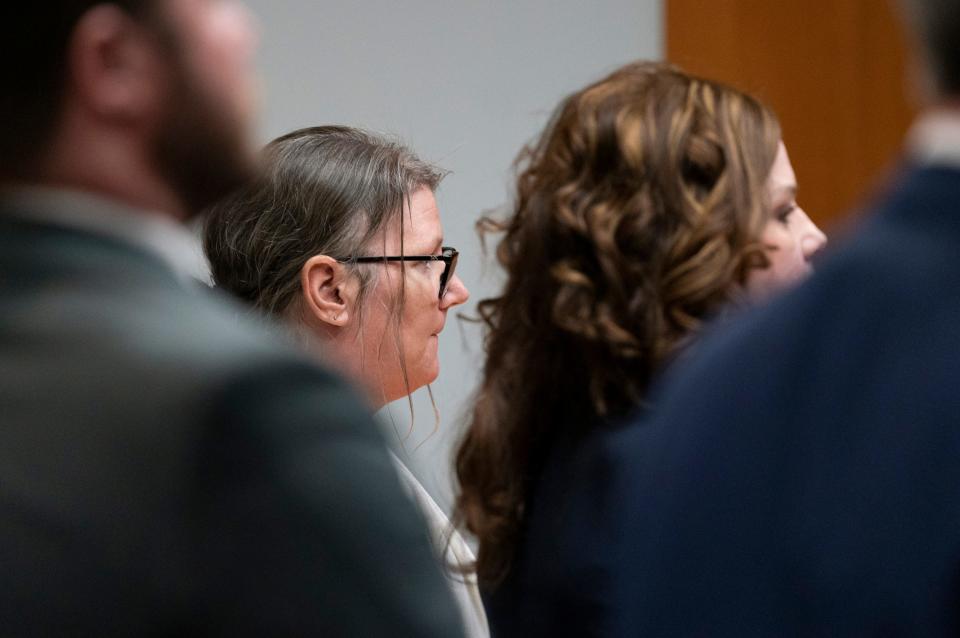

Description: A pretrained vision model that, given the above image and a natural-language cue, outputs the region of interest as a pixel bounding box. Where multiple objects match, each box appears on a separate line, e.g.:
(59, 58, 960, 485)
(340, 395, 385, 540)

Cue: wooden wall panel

(667, 0, 915, 227)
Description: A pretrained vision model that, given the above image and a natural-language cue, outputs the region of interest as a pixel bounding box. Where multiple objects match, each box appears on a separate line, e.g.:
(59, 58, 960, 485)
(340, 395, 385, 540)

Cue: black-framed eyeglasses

(339, 246, 459, 299)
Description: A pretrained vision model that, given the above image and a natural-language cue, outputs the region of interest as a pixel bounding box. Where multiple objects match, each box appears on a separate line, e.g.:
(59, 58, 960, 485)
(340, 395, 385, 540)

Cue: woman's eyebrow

(772, 184, 797, 201)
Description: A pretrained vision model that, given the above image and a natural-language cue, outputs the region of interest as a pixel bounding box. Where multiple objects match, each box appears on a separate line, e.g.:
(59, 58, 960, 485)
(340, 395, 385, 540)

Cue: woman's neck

(294, 324, 390, 411)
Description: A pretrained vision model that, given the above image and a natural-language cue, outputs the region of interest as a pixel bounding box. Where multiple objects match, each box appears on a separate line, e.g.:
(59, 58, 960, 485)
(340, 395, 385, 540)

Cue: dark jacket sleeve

(192, 360, 465, 637)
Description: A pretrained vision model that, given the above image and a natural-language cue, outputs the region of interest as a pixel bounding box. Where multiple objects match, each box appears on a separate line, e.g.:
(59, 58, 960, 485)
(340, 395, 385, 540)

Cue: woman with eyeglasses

(452, 62, 826, 636)
(202, 125, 483, 637)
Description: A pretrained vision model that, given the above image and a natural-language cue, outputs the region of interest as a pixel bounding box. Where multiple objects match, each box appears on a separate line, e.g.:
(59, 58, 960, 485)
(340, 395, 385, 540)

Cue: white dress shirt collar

(907, 109, 960, 170)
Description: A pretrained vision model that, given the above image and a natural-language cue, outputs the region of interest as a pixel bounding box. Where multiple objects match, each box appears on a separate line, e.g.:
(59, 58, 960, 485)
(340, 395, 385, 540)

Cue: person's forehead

(403, 188, 442, 239)
(769, 145, 797, 190)
(378, 187, 442, 252)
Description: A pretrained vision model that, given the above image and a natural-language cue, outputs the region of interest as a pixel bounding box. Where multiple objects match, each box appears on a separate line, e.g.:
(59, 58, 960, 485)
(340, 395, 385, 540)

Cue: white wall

(245, 0, 664, 512)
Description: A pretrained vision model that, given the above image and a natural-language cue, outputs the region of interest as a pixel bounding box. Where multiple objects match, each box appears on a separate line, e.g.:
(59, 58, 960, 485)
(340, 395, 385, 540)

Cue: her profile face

(355, 188, 470, 405)
(745, 142, 827, 301)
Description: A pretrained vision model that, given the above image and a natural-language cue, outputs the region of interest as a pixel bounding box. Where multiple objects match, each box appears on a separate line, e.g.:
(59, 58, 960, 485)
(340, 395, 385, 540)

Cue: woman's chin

(418, 359, 441, 389)
(371, 356, 441, 405)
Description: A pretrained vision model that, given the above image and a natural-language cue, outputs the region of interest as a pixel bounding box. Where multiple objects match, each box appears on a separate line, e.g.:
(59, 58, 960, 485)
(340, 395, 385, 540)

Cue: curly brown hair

(453, 61, 781, 587)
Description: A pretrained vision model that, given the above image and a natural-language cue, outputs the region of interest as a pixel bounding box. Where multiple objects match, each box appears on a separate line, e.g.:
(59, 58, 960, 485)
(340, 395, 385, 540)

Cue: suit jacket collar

(873, 161, 960, 243)
(0, 186, 209, 285)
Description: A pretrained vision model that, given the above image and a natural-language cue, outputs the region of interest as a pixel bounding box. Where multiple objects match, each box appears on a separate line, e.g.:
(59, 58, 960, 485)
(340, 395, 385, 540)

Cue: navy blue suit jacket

(601, 163, 960, 635)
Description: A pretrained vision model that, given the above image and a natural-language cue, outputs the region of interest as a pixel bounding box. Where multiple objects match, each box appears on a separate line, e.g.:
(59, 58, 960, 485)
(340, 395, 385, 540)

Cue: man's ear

(300, 255, 357, 328)
(68, 4, 165, 121)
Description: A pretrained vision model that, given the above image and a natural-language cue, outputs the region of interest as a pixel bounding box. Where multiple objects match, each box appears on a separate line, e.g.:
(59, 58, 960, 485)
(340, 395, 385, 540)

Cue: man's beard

(151, 58, 259, 221)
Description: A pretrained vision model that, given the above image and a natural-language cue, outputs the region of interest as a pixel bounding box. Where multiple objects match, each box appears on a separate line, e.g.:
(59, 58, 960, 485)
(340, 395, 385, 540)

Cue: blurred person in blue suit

(0, 1, 462, 636)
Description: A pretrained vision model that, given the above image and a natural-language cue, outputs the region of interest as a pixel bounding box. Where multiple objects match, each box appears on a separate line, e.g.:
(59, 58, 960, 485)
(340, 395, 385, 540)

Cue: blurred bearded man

(0, 2, 464, 636)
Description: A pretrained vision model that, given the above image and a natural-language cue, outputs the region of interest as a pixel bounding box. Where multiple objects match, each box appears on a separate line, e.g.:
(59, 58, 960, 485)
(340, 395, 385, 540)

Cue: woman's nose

(441, 275, 470, 308)
(799, 211, 827, 262)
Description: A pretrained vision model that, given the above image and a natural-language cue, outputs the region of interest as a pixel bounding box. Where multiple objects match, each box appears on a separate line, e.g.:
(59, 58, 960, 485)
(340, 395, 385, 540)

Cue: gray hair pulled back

(203, 125, 445, 316)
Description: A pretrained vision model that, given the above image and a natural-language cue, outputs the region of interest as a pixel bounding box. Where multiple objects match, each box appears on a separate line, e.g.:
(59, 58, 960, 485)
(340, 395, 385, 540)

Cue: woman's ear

(300, 255, 357, 328)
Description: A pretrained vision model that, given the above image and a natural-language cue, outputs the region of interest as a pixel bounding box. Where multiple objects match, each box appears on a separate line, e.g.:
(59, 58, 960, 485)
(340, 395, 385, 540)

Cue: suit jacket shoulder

(0, 214, 464, 637)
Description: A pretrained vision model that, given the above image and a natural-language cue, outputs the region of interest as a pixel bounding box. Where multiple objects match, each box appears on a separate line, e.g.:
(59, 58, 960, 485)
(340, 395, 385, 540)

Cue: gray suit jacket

(0, 203, 464, 637)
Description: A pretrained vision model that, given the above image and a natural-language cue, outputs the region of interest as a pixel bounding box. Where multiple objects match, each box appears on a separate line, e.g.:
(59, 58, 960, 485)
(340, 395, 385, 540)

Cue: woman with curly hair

(452, 62, 826, 635)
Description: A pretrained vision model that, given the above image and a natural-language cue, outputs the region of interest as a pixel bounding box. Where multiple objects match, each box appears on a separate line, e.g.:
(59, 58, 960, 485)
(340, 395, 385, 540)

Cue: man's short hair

(901, 0, 960, 95)
(1, 1, 156, 179)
